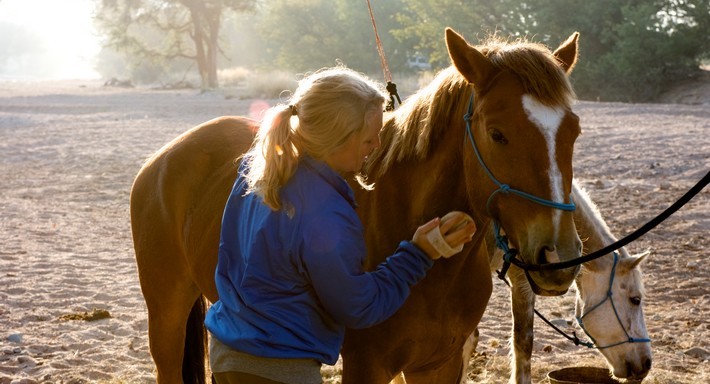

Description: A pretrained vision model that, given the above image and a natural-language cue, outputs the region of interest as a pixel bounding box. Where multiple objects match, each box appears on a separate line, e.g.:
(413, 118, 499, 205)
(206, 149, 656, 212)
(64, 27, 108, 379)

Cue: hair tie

(288, 104, 298, 116)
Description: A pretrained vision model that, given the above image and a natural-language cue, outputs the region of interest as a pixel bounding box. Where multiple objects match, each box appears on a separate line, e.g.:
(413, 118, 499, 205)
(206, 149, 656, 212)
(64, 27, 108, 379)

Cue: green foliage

(521, 0, 707, 101)
(390, 0, 531, 68)
(675, 0, 710, 61)
(594, 3, 697, 101)
(255, 0, 410, 75)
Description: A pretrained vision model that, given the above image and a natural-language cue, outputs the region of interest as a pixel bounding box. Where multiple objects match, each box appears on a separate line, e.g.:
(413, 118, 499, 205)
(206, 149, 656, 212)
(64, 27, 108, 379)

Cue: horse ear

(552, 32, 579, 74)
(623, 250, 651, 271)
(445, 27, 495, 88)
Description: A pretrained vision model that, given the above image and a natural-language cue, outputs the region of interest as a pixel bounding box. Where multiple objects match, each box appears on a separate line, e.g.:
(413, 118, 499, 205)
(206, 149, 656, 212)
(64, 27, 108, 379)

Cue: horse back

(130, 116, 257, 302)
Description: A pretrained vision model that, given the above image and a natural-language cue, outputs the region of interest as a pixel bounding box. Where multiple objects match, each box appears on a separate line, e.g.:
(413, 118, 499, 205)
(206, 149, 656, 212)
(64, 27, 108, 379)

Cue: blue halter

(575, 252, 652, 349)
(463, 93, 576, 280)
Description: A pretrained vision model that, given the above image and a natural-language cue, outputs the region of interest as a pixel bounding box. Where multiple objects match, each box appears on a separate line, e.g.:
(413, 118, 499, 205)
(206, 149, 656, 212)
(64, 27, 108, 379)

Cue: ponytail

(242, 105, 299, 211)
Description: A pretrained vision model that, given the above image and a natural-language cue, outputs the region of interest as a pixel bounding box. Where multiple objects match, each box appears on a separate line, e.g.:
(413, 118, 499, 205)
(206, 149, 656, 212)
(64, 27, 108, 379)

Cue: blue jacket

(204, 156, 433, 365)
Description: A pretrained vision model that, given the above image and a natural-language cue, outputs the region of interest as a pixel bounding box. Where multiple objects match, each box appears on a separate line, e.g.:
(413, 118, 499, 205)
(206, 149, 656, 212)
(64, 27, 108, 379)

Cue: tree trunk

(206, 13, 220, 89)
(193, 20, 210, 89)
(185, 0, 221, 89)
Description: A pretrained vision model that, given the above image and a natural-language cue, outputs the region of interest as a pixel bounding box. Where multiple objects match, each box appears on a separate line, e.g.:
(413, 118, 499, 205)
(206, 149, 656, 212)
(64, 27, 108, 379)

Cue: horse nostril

(538, 246, 560, 264)
(627, 358, 652, 379)
(625, 362, 634, 378)
(643, 357, 652, 372)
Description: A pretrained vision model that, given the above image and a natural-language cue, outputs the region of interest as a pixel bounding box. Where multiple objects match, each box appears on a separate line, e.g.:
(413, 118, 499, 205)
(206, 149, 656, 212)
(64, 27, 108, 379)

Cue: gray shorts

(209, 334, 323, 384)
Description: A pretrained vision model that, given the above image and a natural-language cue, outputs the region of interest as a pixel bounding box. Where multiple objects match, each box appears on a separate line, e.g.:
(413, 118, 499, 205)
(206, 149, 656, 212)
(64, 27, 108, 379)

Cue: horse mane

(362, 35, 576, 180)
(478, 35, 576, 107)
(362, 67, 469, 180)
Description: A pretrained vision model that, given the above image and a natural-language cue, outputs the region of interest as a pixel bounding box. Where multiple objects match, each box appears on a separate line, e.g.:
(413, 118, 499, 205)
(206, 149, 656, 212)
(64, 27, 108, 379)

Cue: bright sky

(0, 0, 101, 79)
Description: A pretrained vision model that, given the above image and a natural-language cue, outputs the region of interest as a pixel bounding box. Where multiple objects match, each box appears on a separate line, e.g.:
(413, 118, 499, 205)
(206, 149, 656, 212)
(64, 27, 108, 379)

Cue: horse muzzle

(524, 268, 578, 296)
(522, 246, 580, 296)
(612, 356, 652, 383)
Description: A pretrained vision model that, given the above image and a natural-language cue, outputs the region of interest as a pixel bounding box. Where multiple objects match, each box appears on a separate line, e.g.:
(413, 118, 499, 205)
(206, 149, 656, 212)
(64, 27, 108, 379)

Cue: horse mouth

(614, 372, 647, 384)
(524, 270, 569, 296)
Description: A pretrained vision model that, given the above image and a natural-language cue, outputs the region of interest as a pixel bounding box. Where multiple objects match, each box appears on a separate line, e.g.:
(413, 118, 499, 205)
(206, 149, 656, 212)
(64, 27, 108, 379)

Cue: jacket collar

(302, 156, 357, 209)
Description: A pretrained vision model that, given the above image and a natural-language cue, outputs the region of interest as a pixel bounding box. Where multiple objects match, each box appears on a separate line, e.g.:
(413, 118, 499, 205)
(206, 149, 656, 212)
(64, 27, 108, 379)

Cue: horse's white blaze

(522, 94, 565, 239)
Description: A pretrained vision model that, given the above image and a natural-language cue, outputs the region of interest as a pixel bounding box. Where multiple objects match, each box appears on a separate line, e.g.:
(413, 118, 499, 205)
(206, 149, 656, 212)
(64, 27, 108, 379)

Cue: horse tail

(183, 295, 209, 384)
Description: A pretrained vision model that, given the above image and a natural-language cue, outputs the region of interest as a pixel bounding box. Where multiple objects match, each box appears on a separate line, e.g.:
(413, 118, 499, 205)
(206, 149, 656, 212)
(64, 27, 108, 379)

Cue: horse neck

(354, 99, 489, 267)
(358, 120, 472, 216)
(572, 180, 629, 270)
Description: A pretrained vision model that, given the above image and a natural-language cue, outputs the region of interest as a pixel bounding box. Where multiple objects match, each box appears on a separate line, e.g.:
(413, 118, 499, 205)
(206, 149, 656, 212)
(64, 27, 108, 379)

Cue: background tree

(94, 0, 709, 102)
(255, 0, 409, 75)
(390, 0, 531, 68)
(95, 0, 256, 89)
(670, 0, 710, 62)
(520, 0, 709, 102)
(393, 0, 709, 102)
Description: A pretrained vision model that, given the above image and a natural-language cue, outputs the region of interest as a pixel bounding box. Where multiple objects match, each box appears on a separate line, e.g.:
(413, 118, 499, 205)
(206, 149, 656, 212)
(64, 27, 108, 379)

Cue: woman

(204, 66, 476, 384)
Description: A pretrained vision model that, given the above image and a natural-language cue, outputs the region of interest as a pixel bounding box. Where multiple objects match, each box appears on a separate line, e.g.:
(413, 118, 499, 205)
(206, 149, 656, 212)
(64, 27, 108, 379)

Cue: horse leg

(136, 241, 203, 383)
(508, 268, 535, 384)
(458, 327, 479, 383)
(402, 353, 465, 384)
(404, 251, 491, 384)
(341, 350, 401, 384)
(145, 284, 203, 383)
(389, 372, 406, 384)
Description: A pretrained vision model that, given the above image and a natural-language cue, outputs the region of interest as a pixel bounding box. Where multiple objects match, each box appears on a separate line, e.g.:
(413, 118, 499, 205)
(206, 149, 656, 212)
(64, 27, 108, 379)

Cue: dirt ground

(0, 77, 707, 384)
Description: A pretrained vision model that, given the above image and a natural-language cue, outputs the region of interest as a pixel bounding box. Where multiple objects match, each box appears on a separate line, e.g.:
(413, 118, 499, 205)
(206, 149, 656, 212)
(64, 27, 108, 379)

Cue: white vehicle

(406, 54, 431, 71)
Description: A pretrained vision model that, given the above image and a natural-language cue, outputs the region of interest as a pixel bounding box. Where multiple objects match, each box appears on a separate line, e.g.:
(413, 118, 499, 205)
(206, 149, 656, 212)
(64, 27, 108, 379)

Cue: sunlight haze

(0, 0, 100, 80)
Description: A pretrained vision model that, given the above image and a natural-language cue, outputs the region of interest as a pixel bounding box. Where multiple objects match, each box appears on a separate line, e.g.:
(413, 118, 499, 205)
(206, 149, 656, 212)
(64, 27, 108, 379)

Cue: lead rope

(498, 272, 594, 349)
(507, 169, 709, 272)
(365, 0, 401, 111)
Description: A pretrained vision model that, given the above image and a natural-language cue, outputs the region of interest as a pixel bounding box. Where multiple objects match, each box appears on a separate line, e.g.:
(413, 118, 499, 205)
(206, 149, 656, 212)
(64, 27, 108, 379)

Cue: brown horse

(130, 28, 583, 383)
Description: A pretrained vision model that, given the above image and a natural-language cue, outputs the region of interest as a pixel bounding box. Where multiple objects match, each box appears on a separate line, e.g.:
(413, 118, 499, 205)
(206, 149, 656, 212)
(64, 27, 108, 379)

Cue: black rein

(508, 170, 709, 272)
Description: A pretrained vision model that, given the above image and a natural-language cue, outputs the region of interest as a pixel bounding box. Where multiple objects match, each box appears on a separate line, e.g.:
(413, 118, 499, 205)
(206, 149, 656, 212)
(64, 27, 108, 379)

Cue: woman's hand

(412, 211, 476, 260)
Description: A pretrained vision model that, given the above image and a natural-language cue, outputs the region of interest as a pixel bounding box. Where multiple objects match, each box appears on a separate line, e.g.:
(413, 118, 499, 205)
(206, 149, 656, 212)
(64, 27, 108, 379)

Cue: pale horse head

(575, 249, 652, 382)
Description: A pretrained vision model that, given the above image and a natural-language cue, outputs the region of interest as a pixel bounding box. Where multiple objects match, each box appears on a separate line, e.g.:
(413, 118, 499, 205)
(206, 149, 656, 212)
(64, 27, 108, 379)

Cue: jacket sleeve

(301, 212, 434, 329)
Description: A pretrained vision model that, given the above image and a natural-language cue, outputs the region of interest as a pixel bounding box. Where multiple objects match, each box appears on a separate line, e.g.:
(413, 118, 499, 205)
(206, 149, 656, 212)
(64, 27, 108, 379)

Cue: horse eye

(630, 296, 642, 306)
(489, 129, 508, 144)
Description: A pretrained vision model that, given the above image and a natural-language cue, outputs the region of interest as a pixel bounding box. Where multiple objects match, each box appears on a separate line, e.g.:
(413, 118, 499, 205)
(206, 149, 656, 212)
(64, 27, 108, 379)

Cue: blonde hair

(242, 66, 387, 210)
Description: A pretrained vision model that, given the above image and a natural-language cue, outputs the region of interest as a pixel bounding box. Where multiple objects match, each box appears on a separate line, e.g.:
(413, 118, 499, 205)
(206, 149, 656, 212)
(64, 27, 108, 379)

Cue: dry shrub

(219, 67, 252, 87)
(243, 70, 298, 99)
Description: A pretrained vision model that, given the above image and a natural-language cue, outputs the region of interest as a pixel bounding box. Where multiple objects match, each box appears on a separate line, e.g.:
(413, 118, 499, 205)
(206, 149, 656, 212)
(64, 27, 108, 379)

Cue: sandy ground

(0, 79, 707, 384)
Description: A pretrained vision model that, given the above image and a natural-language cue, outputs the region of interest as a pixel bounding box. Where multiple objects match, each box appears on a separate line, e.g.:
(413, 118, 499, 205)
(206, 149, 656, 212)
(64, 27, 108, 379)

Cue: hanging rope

(366, 0, 391, 83)
(365, 0, 401, 111)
